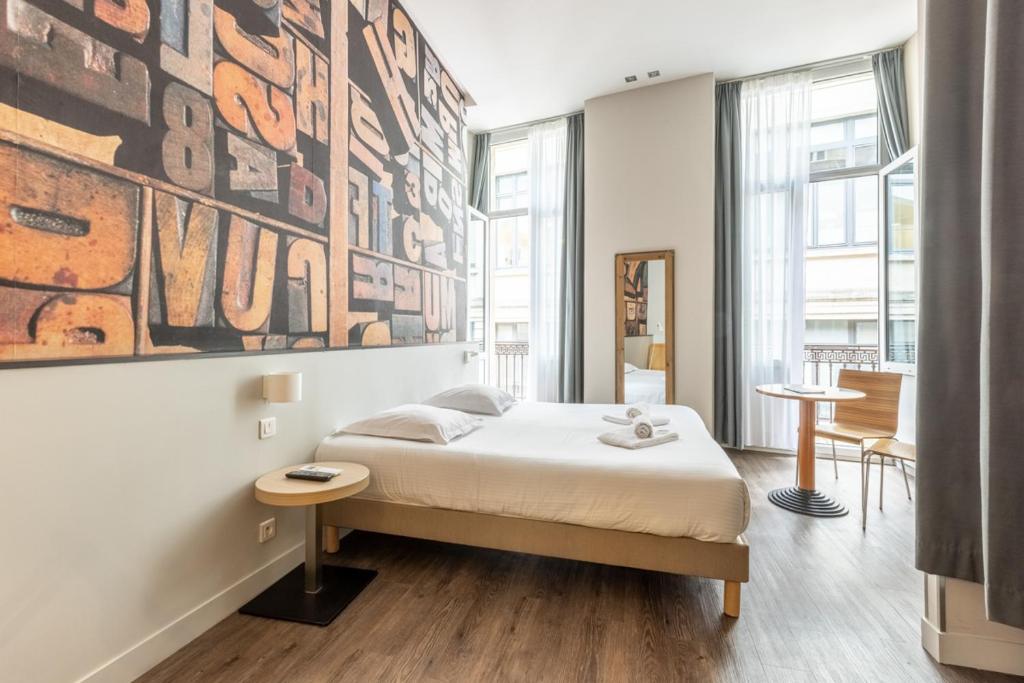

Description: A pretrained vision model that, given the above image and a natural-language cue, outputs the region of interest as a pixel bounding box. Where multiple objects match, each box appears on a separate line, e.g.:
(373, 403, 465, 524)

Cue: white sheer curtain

(739, 72, 812, 450)
(528, 119, 567, 402)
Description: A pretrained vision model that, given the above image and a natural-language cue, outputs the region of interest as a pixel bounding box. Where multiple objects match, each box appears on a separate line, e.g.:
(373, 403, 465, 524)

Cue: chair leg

(831, 440, 838, 479)
(879, 456, 885, 510)
(862, 453, 872, 531)
(900, 459, 912, 500)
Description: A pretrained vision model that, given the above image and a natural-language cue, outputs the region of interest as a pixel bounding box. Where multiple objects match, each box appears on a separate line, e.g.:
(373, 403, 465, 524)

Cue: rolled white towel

(625, 402, 650, 419)
(602, 414, 670, 426)
(633, 414, 654, 439)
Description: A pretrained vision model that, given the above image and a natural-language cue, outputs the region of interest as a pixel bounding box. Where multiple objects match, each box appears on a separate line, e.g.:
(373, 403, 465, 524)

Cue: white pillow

(422, 384, 516, 416)
(624, 363, 639, 374)
(339, 404, 481, 444)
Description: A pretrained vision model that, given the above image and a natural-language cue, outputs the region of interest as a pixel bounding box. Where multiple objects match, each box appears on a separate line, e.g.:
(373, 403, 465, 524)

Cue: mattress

(315, 402, 750, 543)
(624, 369, 666, 404)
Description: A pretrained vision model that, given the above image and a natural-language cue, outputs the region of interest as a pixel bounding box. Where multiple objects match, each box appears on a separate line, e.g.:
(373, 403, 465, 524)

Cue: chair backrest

(648, 343, 666, 370)
(834, 369, 902, 434)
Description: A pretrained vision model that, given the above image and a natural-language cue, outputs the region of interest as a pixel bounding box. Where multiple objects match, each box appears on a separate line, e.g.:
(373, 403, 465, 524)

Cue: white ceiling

(402, 0, 917, 132)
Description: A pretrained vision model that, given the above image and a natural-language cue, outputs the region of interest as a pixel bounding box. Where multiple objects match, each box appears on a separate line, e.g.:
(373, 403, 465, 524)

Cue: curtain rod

(716, 45, 903, 85)
(473, 109, 584, 136)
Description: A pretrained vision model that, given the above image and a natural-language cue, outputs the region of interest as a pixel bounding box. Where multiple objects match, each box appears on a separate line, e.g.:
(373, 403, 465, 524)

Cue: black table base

(768, 487, 848, 517)
(239, 564, 377, 627)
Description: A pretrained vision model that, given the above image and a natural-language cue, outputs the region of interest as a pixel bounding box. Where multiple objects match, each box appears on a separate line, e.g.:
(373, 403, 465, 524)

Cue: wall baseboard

(921, 617, 1024, 677)
(77, 543, 303, 683)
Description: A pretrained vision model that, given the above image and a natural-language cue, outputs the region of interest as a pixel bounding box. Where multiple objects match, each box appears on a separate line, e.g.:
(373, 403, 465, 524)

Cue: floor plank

(139, 453, 1015, 682)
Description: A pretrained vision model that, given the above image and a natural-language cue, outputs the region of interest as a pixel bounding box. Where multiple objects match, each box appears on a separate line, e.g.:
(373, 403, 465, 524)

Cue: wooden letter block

(214, 7, 295, 89)
(351, 254, 393, 302)
(423, 272, 440, 333)
(0, 145, 138, 290)
(287, 239, 327, 332)
(348, 168, 370, 248)
(393, 265, 421, 312)
(0, 0, 151, 123)
(95, 0, 150, 42)
(153, 192, 219, 328)
(350, 84, 389, 158)
(226, 133, 278, 199)
(371, 179, 393, 255)
(391, 6, 416, 79)
(161, 0, 214, 96)
(363, 19, 419, 148)
(221, 215, 279, 332)
(214, 60, 297, 153)
(0, 287, 134, 361)
(295, 40, 329, 144)
(287, 163, 328, 226)
(162, 82, 215, 194)
(282, 0, 324, 39)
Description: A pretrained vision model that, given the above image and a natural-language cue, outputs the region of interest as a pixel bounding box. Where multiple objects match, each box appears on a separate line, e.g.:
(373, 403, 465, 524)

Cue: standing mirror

(615, 251, 675, 404)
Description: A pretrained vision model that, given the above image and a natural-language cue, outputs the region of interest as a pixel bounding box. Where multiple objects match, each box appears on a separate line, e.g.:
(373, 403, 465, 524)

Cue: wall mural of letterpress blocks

(0, 0, 468, 367)
(623, 261, 649, 338)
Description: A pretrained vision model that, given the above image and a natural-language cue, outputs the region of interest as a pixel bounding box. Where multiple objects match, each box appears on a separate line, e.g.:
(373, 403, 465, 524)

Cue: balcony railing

(804, 344, 879, 421)
(493, 341, 528, 399)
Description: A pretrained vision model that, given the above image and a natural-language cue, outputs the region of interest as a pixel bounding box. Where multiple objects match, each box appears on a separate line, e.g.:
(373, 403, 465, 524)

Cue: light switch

(258, 417, 277, 439)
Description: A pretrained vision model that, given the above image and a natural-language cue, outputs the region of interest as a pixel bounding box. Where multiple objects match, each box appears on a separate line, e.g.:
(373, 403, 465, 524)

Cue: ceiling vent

(647, 70, 661, 78)
(624, 75, 638, 83)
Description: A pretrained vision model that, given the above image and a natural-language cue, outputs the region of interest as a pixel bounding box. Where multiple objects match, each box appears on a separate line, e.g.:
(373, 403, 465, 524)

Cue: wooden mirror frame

(615, 250, 675, 404)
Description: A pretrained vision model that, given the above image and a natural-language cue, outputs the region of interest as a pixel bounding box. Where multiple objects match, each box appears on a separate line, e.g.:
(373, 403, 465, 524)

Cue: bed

(315, 402, 750, 617)
(624, 368, 667, 404)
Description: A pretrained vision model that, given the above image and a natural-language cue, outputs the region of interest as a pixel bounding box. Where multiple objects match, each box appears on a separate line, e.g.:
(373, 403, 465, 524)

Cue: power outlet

(258, 517, 276, 544)
(258, 417, 277, 439)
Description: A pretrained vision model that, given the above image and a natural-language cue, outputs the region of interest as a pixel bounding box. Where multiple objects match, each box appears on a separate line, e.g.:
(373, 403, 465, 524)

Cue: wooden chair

(862, 438, 916, 529)
(799, 369, 902, 490)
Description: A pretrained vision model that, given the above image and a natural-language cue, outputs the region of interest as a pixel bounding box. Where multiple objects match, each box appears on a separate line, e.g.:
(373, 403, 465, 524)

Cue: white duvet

(316, 402, 750, 543)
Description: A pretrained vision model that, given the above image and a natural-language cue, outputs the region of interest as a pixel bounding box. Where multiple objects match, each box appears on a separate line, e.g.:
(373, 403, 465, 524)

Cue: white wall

(0, 347, 476, 683)
(583, 73, 715, 426)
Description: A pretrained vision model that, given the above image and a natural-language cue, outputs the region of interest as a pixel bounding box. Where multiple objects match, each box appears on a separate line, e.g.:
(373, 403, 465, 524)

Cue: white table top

(755, 384, 866, 403)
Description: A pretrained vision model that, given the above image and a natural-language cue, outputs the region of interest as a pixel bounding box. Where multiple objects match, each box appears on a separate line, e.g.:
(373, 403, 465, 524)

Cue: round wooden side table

(239, 462, 375, 626)
(755, 385, 866, 517)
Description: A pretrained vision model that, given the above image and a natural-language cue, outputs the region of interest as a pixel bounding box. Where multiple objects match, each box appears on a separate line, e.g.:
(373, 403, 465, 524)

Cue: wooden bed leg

(324, 525, 340, 554)
(723, 581, 741, 618)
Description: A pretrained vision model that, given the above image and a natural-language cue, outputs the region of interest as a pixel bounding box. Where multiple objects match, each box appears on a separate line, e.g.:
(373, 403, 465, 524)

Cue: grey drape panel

(872, 48, 911, 163)
(917, 0, 1024, 629)
(713, 82, 743, 448)
(559, 113, 585, 403)
(468, 132, 491, 213)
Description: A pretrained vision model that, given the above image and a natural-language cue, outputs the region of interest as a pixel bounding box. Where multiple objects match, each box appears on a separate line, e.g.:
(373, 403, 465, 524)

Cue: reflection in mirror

(616, 251, 674, 405)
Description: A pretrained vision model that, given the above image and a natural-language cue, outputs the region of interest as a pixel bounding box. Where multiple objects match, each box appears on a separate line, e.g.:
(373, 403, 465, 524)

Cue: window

(808, 70, 880, 249)
(493, 215, 529, 269)
(808, 175, 878, 247)
(494, 171, 528, 211)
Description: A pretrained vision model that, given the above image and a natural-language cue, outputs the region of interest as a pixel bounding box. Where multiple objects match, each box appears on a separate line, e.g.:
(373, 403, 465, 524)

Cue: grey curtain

(713, 82, 743, 448)
(468, 132, 491, 213)
(872, 48, 911, 163)
(559, 113, 585, 403)
(917, 0, 1024, 629)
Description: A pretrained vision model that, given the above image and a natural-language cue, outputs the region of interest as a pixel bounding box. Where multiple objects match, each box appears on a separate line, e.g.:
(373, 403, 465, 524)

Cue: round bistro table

(755, 385, 866, 517)
(240, 462, 375, 626)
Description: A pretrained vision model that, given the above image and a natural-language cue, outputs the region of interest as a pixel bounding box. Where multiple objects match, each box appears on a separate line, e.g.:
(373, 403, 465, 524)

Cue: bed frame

(322, 499, 748, 618)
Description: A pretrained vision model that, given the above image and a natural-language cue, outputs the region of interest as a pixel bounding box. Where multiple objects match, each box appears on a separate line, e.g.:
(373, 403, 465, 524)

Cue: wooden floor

(141, 453, 1014, 682)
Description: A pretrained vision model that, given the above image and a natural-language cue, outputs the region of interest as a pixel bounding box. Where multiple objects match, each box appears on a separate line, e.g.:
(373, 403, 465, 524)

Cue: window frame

(877, 147, 918, 376)
(807, 64, 882, 250)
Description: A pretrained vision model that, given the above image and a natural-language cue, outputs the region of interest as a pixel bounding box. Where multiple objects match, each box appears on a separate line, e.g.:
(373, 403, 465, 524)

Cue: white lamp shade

(263, 372, 302, 403)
